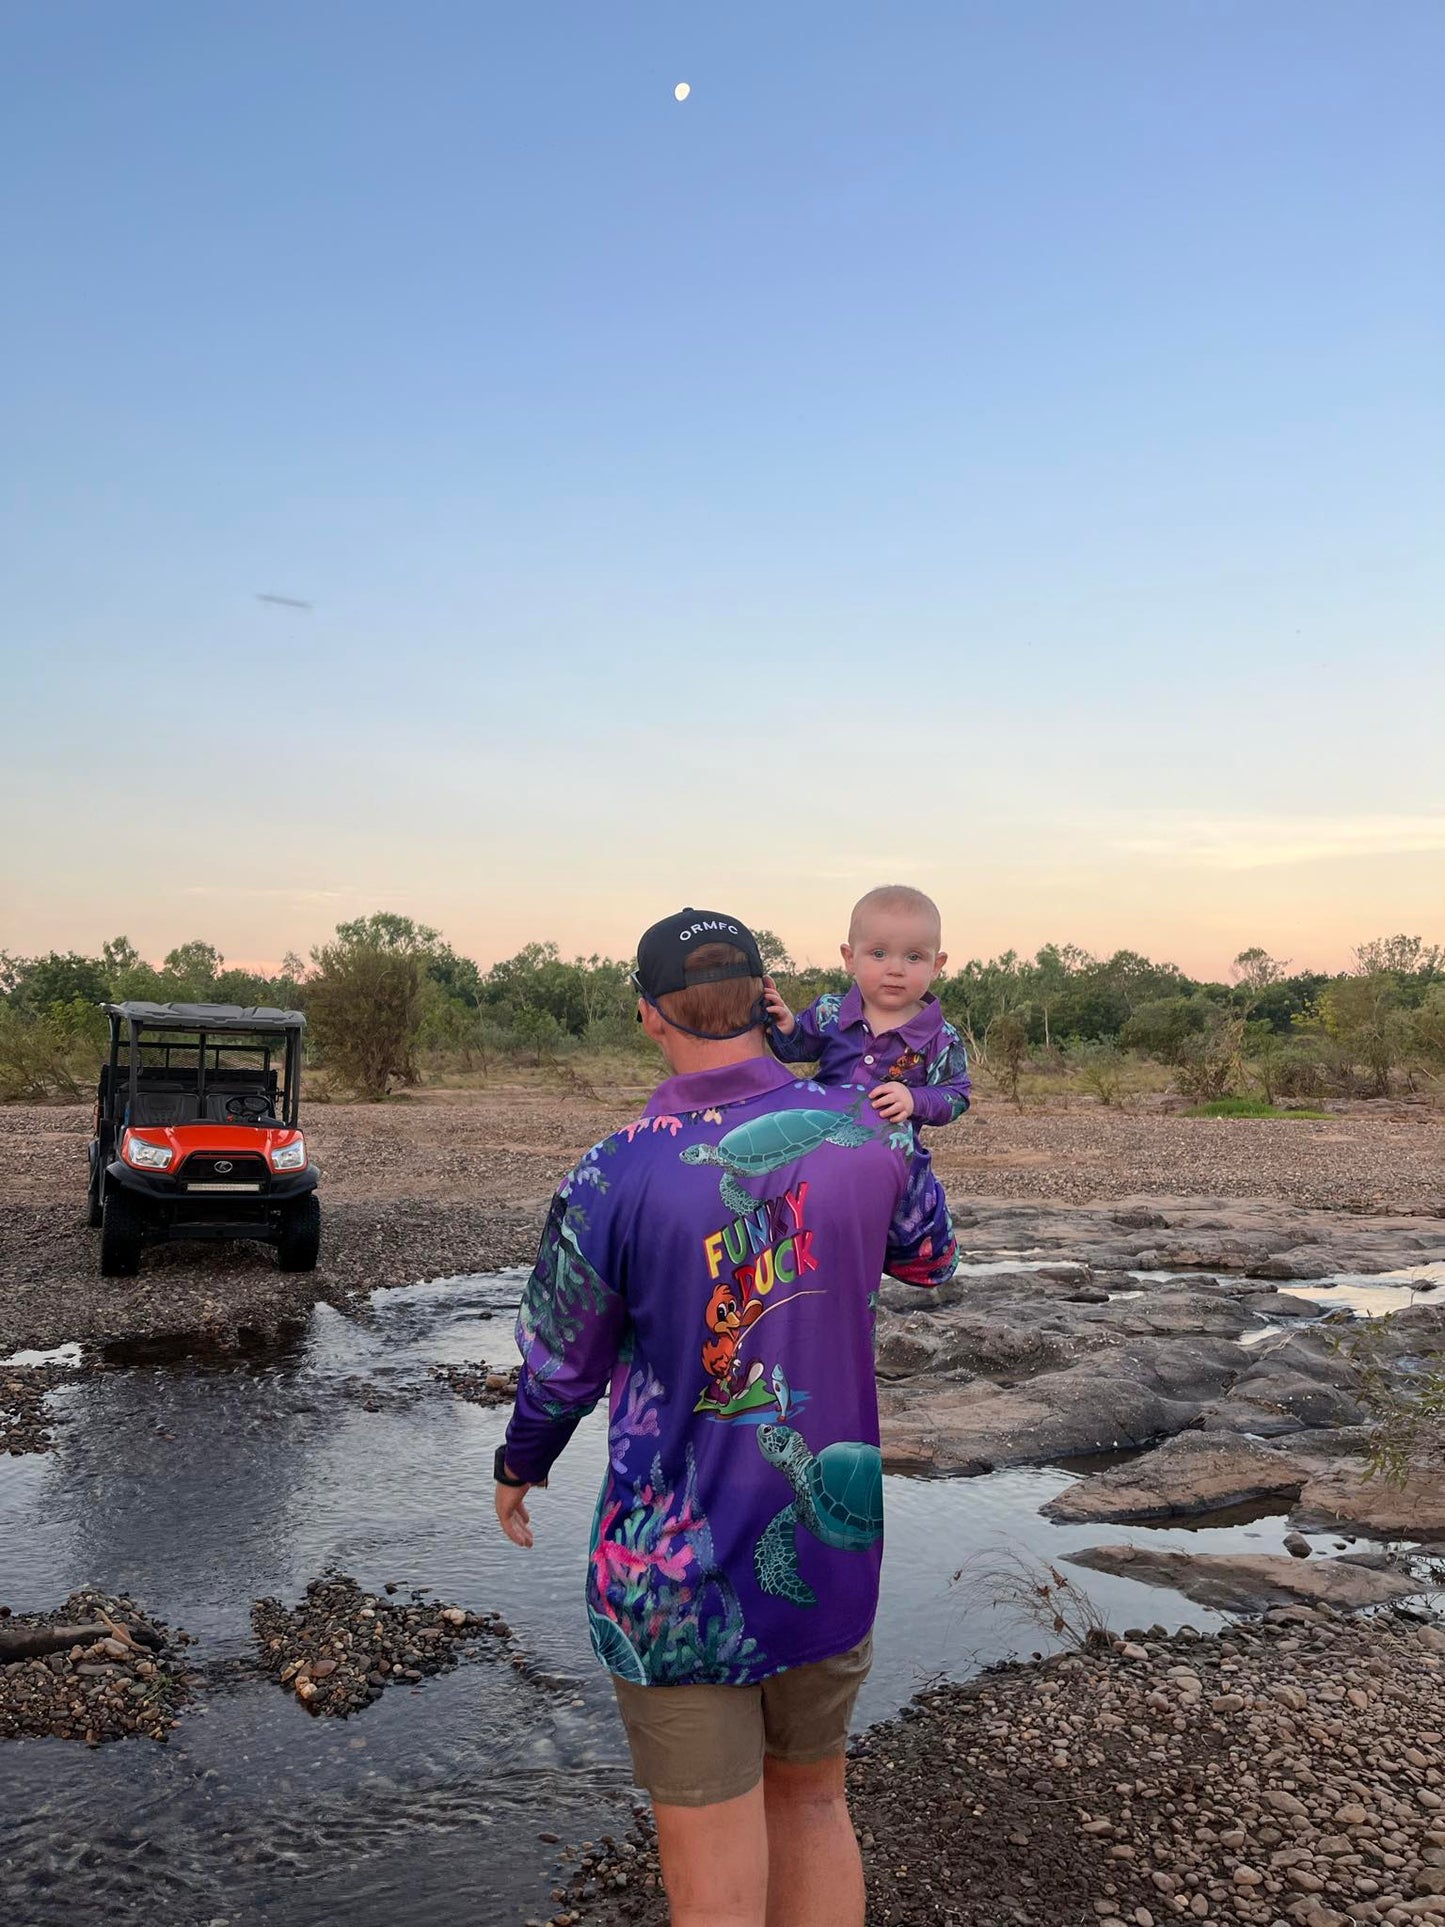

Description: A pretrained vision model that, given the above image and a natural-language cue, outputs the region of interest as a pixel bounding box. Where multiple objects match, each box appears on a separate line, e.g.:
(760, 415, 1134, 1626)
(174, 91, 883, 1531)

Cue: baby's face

(842, 910, 945, 1016)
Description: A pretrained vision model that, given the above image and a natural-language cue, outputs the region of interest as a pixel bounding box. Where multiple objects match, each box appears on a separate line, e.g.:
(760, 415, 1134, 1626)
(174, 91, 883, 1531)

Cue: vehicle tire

(86, 1155, 105, 1228)
(276, 1194, 321, 1272)
(100, 1188, 145, 1277)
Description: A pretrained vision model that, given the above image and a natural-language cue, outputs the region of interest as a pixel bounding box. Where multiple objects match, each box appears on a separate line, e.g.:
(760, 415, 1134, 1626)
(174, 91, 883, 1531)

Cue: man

(495, 908, 957, 1927)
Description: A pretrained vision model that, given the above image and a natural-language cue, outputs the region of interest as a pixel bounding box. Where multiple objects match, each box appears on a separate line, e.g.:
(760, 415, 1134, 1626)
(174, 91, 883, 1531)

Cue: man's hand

(762, 977, 795, 1034)
(869, 1081, 915, 1123)
(495, 1473, 544, 1548)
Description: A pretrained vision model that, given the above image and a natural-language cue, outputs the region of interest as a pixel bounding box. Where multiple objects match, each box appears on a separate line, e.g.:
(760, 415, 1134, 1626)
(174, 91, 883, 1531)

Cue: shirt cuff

(502, 1388, 586, 1484)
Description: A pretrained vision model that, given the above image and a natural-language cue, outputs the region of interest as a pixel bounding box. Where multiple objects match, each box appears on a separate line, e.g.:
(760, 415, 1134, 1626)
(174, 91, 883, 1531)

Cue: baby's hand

(762, 977, 795, 1034)
(869, 1082, 915, 1123)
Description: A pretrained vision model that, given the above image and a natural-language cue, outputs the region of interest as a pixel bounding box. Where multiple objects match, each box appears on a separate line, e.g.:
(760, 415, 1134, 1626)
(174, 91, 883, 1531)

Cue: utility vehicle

(89, 1002, 320, 1277)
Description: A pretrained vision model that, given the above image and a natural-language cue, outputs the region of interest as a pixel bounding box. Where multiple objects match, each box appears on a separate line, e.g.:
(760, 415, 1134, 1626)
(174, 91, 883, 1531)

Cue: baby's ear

(840, 942, 854, 971)
(932, 951, 948, 977)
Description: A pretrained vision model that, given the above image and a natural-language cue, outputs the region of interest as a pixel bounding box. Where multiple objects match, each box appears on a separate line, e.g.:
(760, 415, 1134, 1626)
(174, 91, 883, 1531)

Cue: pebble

(0, 1590, 191, 1744)
(547, 1610, 1445, 1927)
(250, 1573, 510, 1717)
(431, 1362, 520, 1408)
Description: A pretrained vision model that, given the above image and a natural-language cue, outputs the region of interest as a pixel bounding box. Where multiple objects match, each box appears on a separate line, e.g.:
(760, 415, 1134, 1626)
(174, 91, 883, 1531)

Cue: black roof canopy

(106, 1002, 306, 1034)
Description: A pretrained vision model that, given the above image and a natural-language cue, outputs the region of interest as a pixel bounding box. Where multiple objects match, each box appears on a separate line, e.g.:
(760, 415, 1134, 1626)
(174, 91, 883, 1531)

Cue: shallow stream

(0, 1270, 1411, 1926)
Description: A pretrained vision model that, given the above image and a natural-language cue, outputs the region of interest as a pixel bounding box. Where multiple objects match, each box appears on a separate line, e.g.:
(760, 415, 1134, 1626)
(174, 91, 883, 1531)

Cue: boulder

(878, 1365, 1205, 1476)
(1041, 1432, 1308, 1524)
(1239, 1290, 1322, 1321)
(1247, 1250, 1339, 1282)
(1293, 1457, 1445, 1541)
(1111, 1207, 1171, 1230)
(1076, 1290, 1263, 1340)
(1064, 1544, 1430, 1613)
(1211, 1368, 1365, 1430)
(1195, 1399, 1323, 1440)
(1134, 1239, 1271, 1273)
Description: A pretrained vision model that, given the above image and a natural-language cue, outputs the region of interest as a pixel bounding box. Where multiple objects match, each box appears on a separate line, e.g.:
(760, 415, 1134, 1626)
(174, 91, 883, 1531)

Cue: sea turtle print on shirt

(681, 1105, 875, 1217)
(753, 1422, 883, 1609)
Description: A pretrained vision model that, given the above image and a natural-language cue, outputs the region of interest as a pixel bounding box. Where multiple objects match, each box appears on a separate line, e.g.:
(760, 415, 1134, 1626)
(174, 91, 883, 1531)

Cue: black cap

(634, 908, 765, 1001)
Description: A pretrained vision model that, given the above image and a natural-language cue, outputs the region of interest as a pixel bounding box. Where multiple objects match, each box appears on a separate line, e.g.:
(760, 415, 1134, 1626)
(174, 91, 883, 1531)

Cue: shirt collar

(840, 983, 943, 1043)
(644, 1055, 798, 1117)
(894, 993, 945, 1045)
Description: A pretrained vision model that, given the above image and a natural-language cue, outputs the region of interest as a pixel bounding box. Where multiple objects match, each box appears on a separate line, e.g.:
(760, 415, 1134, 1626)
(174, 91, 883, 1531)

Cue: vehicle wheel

(277, 1194, 321, 1272)
(86, 1155, 105, 1228)
(100, 1188, 145, 1277)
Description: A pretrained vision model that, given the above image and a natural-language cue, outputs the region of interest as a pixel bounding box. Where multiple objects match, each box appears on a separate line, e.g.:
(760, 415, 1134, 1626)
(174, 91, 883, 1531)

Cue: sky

(2, 1, 1441, 979)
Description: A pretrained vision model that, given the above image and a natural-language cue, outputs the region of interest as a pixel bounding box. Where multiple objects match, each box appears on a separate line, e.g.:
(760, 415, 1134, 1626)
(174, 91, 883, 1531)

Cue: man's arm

(908, 1028, 972, 1127)
(502, 1191, 628, 1490)
(883, 1136, 958, 1288)
(766, 994, 827, 1064)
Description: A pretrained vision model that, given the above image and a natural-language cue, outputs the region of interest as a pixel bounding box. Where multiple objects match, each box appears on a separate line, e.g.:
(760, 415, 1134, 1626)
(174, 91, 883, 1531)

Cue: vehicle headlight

(270, 1138, 307, 1172)
(123, 1133, 174, 1170)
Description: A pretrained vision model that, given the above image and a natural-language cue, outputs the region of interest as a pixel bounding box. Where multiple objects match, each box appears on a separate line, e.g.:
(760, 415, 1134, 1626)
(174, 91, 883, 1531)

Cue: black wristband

(493, 1443, 529, 1487)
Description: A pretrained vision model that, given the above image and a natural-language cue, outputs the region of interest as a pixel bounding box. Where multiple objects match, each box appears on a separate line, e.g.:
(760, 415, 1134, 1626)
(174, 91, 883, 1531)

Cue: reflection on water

(0, 1271, 1363, 1927)
(1281, 1262, 1445, 1319)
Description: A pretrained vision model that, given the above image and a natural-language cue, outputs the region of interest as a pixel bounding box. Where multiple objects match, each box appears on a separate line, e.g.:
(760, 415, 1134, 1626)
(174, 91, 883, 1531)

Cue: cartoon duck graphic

(883, 1047, 926, 1084)
(700, 1278, 764, 1407)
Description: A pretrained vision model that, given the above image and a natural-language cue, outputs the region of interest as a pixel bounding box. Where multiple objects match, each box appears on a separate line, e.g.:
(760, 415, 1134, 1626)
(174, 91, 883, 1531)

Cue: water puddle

(0, 1271, 1412, 1926)
(1281, 1263, 1445, 1319)
(0, 1342, 83, 1369)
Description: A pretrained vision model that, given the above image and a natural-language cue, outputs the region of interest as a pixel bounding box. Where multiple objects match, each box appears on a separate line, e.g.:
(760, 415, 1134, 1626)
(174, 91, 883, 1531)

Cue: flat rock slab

(1294, 1457, 1445, 1540)
(1042, 1431, 1309, 1523)
(877, 1365, 1211, 1475)
(1065, 1543, 1428, 1612)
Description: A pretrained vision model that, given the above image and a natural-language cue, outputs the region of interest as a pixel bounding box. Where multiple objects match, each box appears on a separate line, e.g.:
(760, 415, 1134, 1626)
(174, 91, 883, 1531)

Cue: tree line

(1, 919, 1442, 1105)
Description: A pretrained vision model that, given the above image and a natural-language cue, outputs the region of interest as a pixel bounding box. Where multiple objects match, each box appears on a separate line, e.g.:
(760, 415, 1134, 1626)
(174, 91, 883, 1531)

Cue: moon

(674, 82, 690, 101)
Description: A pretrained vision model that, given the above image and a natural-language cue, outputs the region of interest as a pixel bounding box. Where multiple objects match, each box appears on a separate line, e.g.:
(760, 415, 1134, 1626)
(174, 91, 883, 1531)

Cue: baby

(763, 885, 971, 1126)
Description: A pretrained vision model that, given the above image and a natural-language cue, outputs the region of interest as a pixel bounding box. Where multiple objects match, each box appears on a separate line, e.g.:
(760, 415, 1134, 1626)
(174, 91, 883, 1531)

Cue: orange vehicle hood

(124, 1124, 304, 1162)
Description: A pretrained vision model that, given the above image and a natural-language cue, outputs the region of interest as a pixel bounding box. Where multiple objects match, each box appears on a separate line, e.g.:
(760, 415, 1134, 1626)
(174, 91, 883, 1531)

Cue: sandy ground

(1, 1092, 1442, 1355)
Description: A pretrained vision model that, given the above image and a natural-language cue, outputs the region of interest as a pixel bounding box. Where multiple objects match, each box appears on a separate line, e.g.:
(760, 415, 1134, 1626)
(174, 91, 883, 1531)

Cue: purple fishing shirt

(769, 986, 972, 1126)
(503, 1056, 957, 1688)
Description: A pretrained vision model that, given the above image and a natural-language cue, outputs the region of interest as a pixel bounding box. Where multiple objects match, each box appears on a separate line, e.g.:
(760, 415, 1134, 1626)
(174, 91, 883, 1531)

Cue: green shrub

(1070, 1040, 1126, 1106)
(307, 927, 426, 1099)
(986, 1011, 1030, 1104)
(1332, 1314, 1445, 1487)
(1171, 1019, 1245, 1102)
(0, 998, 107, 1101)
(1119, 995, 1210, 1063)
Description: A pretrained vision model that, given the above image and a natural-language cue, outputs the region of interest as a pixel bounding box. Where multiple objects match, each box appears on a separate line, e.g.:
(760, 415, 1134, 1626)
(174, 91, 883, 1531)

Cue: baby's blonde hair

(848, 885, 942, 950)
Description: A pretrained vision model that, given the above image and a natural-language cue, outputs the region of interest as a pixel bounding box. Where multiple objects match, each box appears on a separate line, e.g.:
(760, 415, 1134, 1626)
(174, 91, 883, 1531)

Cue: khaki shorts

(611, 1635, 873, 1808)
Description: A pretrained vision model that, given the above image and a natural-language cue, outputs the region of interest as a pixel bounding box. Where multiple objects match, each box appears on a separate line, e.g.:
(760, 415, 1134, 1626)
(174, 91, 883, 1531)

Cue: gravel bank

(251, 1573, 511, 1717)
(0, 1591, 194, 1745)
(2, 1094, 1441, 1355)
(549, 1608, 1445, 1927)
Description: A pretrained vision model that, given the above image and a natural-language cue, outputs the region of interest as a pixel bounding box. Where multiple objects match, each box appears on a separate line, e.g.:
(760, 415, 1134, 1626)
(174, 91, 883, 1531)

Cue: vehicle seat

(126, 1092, 198, 1127)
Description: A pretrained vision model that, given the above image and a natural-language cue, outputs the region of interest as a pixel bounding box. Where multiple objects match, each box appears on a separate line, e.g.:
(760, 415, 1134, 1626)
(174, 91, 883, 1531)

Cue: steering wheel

(225, 1093, 272, 1121)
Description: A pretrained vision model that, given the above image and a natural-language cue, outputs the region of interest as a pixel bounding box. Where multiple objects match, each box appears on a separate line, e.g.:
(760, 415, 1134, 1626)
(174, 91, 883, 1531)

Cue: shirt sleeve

(884, 1136, 958, 1288)
(504, 1185, 629, 1483)
(909, 1025, 971, 1126)
(767, 995, 826, 1064)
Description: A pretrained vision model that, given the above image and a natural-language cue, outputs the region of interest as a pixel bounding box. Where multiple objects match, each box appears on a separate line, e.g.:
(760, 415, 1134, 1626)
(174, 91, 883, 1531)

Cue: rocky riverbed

(551, 1609, 1445, 1927)
(2, 1093, 1442, 1355)
(873, 1200, 1445, 1535)
(4, 1093, 1444, 1925)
